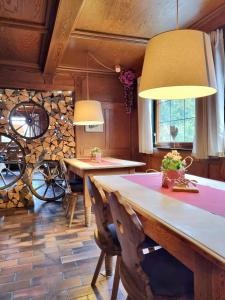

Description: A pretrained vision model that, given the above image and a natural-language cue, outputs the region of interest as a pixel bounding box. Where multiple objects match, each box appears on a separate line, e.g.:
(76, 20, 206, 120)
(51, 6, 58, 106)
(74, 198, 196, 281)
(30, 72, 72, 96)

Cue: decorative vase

(95, 152, 102, 162)
(91, 152, 102, 162)
(162, 169, 185, 188)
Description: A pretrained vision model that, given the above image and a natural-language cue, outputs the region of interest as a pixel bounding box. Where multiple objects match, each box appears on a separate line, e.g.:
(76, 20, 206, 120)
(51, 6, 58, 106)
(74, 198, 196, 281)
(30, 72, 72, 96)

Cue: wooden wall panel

(0, 0, 47, 24)
(0, 27, 42, 63)
(76, 102, 131, 159)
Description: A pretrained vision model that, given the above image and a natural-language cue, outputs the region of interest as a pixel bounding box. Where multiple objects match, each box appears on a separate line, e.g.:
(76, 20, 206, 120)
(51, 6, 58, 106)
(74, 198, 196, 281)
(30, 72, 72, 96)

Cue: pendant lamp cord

(86, 53, 89, 99)
(88, 52, 114, 72)
(176, 0, 179, 30)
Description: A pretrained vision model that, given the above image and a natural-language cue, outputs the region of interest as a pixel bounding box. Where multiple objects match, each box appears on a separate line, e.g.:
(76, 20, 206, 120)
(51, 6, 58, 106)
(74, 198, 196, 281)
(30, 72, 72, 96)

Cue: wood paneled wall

(76, 75, 132, 159)
(76, 102, 131, 159)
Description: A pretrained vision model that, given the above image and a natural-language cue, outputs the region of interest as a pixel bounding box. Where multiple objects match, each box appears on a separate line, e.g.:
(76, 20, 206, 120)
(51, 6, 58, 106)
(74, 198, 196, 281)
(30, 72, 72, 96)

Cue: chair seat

(141, 248, 193, 297)
(69, 180, 83, 193)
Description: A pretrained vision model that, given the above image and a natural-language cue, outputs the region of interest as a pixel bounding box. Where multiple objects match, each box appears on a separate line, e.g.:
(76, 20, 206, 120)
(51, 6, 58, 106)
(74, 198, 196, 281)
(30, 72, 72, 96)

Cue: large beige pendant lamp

(139, 0, 217, 100)
(73, 54, 104, 125)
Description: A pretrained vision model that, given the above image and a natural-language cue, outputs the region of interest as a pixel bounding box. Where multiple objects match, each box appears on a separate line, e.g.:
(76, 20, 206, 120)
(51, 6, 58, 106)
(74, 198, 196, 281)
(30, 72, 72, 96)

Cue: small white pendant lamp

(73, 54, 104, 125)
(139, 0, 217, 100)
(73, 100, 104, 125)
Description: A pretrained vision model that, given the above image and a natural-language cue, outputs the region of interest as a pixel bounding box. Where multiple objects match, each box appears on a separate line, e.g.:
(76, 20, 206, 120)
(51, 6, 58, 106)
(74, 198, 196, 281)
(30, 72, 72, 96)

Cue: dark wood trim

(0, 17, 48, 33)
(71, 29, 149, 45)
(39, 0, 59, 69)
(57, 65, 116, 76)
(189, 3, 225, 31)
(44, 0, 86, 75)
(0, 60, 40, 71)
(0, 80, 74, 92)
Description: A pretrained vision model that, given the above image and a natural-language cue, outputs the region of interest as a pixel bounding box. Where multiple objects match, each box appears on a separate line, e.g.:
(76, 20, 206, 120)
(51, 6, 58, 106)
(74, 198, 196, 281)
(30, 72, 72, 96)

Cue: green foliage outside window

(158, 99, 195, 143)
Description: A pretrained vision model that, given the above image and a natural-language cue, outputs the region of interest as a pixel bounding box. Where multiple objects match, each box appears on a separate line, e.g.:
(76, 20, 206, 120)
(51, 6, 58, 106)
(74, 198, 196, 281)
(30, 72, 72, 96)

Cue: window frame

(154, 100, 194, 150)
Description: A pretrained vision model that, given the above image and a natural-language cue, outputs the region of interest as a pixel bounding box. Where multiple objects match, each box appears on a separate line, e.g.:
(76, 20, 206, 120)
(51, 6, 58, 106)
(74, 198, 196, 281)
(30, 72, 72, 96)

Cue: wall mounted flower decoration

(119, 69, 137, 113)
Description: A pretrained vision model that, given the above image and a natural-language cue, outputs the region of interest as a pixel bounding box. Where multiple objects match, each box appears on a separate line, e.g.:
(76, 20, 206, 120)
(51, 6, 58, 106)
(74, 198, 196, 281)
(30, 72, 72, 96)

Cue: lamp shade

(139, 29, 217, 100)
(73, 100, 104, 125)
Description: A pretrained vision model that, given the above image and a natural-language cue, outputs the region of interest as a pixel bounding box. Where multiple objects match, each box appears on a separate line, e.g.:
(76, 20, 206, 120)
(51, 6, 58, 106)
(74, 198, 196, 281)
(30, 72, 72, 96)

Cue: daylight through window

(156, 99, 195, 145)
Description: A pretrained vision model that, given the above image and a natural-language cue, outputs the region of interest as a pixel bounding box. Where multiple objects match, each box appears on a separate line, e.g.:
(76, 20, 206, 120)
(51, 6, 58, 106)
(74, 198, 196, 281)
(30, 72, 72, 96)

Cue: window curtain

(192, 29, 225, 159)
(137, 77, 154, 154)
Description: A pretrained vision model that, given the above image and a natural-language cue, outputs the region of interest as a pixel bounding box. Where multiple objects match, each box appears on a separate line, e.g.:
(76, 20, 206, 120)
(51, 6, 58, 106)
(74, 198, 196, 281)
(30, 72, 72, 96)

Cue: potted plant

(90, 147, 102, 162)
(161, 150, 192, 188)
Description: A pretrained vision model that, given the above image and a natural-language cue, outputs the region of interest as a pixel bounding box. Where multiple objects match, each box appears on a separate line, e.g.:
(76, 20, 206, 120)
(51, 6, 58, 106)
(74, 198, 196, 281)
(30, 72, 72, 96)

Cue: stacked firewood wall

(0, 88, 75, 209)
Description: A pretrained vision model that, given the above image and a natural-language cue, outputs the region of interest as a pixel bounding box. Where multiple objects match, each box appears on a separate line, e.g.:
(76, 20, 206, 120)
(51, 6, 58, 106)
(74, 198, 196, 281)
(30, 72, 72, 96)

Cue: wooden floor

(0, 197, 126, 300)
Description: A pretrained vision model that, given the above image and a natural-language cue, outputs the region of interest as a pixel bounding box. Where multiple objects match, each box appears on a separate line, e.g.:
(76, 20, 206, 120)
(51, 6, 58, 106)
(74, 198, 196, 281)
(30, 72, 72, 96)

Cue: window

(156, 99, 195, 148)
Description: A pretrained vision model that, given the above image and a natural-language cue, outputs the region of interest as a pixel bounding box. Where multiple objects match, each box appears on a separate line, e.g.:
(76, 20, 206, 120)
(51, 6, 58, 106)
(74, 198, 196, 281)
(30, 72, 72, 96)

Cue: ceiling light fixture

(139, 0, 217, 100)
(73, 53, 104, 126)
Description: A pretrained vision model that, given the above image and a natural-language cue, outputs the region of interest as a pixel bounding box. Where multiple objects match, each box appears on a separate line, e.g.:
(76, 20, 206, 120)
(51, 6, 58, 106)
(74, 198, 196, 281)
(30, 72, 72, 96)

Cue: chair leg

(105, 254, 113, 276)
(111, 255, 121, 300)
(91, 250, 105, 287)
(69, 197, 77, 228)
(65, 200, 71, 218)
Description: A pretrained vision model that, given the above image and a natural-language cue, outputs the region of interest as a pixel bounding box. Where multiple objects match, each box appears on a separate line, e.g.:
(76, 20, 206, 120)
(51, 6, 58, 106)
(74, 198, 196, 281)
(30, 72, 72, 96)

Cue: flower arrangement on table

(119, 69, 136, 113)
(161, 150, 193, 189)
(90, 147, 102, 162)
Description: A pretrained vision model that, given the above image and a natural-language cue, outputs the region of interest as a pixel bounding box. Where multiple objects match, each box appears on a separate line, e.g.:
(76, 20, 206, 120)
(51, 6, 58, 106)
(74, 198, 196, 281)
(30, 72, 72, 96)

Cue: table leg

(194, 255, 225, 300)
(84, 174, 92, 227)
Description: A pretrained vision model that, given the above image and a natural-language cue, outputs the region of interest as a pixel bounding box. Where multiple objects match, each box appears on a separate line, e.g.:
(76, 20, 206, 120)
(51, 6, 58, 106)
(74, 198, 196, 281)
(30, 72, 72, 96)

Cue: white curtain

(137, 78, 154, 154)
(192, 29, 225, 159)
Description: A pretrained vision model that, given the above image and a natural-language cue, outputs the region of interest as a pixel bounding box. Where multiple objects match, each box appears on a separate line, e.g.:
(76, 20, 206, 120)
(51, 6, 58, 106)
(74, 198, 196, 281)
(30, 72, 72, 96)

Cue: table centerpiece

(161, 150, 193, 188)
(90, 147, 102, 162)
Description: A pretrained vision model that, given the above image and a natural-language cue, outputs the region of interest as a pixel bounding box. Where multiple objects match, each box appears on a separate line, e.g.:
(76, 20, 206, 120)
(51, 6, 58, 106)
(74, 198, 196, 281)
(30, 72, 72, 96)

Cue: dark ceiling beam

(0, 17, 48, 33)
(57, 65, 115, 76)
(43, 0, 86, 76)
(71, 29, 149, 45)
(189, 3, 225, 31)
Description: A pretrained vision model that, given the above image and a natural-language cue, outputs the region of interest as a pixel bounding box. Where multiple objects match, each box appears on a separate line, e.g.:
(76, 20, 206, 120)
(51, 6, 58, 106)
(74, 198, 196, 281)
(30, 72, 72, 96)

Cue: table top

(64, 157, 145, 170)
(93, 173, 225, 266)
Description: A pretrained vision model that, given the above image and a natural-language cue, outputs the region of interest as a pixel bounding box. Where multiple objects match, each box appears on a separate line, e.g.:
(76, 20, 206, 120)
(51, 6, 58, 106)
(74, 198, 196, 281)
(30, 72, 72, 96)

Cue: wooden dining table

(93, 172, 225, 300)
(64, 157, 145, 226)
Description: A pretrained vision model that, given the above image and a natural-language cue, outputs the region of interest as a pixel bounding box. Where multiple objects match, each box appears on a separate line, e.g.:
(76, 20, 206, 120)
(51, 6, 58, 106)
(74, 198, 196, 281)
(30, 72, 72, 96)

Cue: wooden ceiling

(1, 0, 225, 78)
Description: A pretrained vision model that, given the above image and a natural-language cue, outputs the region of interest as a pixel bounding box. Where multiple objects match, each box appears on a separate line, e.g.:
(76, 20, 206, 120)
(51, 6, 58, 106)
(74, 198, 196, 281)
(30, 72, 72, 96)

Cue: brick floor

(0, 198, 126, 300)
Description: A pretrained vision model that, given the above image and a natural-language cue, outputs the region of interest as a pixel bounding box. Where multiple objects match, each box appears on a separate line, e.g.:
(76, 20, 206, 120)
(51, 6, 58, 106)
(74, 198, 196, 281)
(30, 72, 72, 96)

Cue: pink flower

(119, 69, 136, 87)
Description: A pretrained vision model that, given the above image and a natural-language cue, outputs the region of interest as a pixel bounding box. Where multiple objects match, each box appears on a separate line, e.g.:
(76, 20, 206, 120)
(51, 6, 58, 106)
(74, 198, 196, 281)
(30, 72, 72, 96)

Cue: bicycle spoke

(23, 104, 30, 119)
(37, 170, 48, 179)
(5, 169, 18, 177)
(35, 183, 46, 191)
(24, 126, 29, 137)
(54, 182, 65, 193)
(52, 184, 56, 198)
(0, 172, 6, 185)
(42, 185, 49, 198)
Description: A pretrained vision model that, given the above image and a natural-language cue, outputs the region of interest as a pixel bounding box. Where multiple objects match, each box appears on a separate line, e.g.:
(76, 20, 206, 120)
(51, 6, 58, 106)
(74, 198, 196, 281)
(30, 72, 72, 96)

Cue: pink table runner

(78, 158, 119, 167)
(122, 173, 225, 218)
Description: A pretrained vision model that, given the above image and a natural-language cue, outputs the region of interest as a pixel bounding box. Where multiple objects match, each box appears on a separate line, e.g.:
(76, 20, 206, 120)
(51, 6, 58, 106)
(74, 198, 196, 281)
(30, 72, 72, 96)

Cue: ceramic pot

(162, 169, 185, 188)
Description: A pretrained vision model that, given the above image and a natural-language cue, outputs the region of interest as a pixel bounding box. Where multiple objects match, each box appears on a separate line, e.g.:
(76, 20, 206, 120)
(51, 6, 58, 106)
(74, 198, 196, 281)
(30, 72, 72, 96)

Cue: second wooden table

(64, 157, 145, 226)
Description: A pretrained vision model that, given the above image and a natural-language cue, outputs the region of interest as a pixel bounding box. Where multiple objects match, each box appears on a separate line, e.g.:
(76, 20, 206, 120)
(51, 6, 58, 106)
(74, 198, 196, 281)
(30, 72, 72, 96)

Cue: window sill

(155, 146, 193, 151)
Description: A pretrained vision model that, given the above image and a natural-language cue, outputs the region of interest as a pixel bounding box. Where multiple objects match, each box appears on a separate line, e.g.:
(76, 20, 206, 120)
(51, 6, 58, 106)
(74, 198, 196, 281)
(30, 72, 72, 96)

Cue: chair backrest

(86, 176, 114, 248)
(108, 191, 152, 299)
(59, 159, 72, 194)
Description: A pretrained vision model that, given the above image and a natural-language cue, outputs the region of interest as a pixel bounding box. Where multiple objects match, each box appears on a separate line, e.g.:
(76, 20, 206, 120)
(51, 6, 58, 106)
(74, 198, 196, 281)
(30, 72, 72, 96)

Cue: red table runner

(122, 173, 225, 218)
(78, 158, 119, 167)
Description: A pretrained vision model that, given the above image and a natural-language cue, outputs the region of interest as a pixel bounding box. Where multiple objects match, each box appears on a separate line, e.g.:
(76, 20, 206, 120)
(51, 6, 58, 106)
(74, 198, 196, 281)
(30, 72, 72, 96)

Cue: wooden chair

(59, 159, 83, 227)
(87, 176, 121, 300)
(108, 191, 194, 300)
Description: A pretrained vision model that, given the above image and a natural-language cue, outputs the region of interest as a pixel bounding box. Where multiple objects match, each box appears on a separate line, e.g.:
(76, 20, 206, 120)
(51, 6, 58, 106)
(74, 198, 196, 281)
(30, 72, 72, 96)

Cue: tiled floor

(0, 197, 126, 300)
